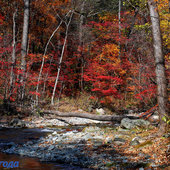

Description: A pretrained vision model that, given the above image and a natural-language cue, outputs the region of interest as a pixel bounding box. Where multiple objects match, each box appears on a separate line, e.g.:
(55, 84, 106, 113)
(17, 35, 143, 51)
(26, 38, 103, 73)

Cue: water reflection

(0, 128, 50, 144)
(0, 152, 90, 170)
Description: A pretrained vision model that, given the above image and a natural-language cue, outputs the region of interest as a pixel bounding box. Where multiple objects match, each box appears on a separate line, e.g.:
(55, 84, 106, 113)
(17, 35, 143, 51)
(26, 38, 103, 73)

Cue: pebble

(114, 137, 126, 145)
(129, 139, 140, 146)
(139, 168, 144, 170)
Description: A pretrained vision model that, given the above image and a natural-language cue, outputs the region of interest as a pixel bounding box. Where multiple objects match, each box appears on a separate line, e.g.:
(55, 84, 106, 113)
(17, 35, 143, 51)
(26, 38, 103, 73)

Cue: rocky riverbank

(0, 117, 169, 169)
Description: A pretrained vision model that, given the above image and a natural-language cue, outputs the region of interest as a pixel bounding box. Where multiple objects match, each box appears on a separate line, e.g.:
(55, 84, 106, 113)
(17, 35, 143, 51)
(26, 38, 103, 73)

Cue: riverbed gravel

(1, 125, 157, 169)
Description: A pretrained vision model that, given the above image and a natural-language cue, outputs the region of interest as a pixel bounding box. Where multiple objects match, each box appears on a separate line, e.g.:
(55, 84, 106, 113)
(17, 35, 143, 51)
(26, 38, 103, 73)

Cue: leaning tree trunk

(42, 110, 138, 122)
(51, 11, 73, 105)
(20, 0, 30, 102)
(35, 20, 63, 105)
(148, 0, 169, 134)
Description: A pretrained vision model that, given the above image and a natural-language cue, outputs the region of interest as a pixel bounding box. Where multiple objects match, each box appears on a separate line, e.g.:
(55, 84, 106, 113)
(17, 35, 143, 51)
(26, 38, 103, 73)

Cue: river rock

(114, 137, 126, 145)
(129, 138, 140, 146)
(120, 118, 150, 129)
(96, 108, 105, 115)
(163, 133, 170, 138)
(120, 118, 135, 129)
(48, 145, 55, 150)
(148, 112, 159, 123)
(128, 110, 134, 115)
(139, 168, 144, 170)
(83, 126, 102, 133)
(9, 118, 26, 128)
(52, 131, 57, 135)
(133, 119, 150, 127)
(82, 134, 93, 140)
(88, 105, 94, 112)
(105, 137, 113, 144)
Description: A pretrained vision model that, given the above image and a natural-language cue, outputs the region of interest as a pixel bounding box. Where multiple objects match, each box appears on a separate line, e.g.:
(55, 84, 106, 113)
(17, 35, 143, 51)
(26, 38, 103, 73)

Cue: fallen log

(42, 110, 139, 122)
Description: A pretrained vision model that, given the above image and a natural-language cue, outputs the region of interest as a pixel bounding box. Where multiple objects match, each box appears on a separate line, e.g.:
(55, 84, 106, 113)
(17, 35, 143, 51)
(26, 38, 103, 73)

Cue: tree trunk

(35, 20, 63, 105)
(20, 0, 30, 101)
(51, 11, 73, 105)
(118, 0, 121, 58)
(79, 1, 85, 91)
(148, 0, 168, 135)
(9, 9, 17, 98)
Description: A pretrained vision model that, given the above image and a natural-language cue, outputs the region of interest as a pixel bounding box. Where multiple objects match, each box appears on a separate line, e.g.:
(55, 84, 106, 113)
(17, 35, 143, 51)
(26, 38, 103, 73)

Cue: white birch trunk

(35, 21, 63, 105)
(9, 9, 17, 97)
(51, 12, 73, 105)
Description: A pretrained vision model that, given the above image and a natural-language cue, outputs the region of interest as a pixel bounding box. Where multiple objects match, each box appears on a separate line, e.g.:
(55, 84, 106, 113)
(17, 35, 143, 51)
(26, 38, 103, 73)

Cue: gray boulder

(133, 119, 150, 127)
(121, 118, 150, 129)
(10, 118, 26, 128)
(120, 118, 135, 129)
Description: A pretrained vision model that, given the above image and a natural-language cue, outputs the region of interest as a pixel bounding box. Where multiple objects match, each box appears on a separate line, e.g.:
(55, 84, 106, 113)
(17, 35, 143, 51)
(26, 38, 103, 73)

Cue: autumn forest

(1, 0, 169, 125)
(0, 0, 170, 169)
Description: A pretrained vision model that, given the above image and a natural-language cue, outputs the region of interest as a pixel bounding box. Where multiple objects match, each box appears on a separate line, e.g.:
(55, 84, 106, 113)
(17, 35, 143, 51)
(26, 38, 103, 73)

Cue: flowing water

(0, 127, 90, 170)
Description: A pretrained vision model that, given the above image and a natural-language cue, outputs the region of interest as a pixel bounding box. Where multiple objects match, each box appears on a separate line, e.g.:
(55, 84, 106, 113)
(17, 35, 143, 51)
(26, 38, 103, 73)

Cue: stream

(0, 127, 90, 169)
(0, 120, 162, 169)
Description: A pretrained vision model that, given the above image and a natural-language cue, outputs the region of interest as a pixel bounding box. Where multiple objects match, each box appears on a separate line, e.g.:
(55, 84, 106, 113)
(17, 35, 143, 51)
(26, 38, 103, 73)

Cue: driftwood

(0, 102, 139, 122)
(42, 110, 139, 122)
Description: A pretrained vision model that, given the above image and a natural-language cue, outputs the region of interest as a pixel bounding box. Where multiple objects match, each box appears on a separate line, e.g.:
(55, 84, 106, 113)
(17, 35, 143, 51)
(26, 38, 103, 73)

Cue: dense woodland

(0, 0, 169, 133)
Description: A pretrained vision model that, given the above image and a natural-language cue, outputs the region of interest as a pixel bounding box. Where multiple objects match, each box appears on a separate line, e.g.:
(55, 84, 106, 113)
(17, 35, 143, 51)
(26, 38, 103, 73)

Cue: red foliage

(29, 91, 41, 96)
(83, 18, 131, 106)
